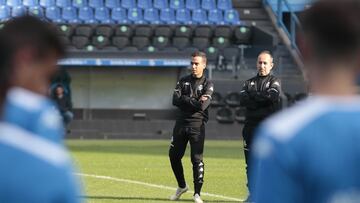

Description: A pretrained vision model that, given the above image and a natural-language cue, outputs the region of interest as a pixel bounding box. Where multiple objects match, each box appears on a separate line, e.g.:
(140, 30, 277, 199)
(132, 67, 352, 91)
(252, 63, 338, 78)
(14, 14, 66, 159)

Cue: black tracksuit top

(172, 74, 214, 127)
(239, 74, 282, 124)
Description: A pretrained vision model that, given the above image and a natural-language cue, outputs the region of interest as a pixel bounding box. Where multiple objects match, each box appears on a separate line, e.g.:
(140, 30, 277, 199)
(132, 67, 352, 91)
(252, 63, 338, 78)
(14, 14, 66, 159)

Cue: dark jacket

(240, 74, 281, 124)
(53, 95, 72, 114)
(172, 74, 214, 127)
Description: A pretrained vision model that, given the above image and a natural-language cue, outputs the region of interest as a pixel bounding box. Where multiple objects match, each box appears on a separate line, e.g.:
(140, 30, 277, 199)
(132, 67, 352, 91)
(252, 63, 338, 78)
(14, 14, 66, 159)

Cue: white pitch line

(75, 173, 244, 202)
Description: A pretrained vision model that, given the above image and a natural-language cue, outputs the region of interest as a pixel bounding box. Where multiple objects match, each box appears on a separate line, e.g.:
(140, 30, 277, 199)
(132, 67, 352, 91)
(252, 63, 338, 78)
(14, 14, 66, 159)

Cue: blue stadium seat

(89, 0, 104, 8)
(192, 9, 207, 24)
(105, 0, 119, 8)
(111, 7, 129, 24)
(208, 9, 223, 24)
(23, 0, 39, 7)
(186, 0, 200, 10)
(137, 0, 152, 9)
(160, 8, 176, 24)
(154, 0, 167, 9)
(56, 0, 71, 8)
(40, 0, 56, 7)
(144, 8, 160, 24)
(95, 7, 113, 23)
(201, 0, 215, 10)
(121, 0, 135, 9)
(0, 6, 10, 21)
(28, 6, 44, 18)
(11, 6, 26, 17)
(7, 0, 22, 7)
(176, 8, 191, 24)
(224, 9, 240, 25)
(62, 6, 79, 23)
(170, 0, 184, 9)
(128, 8, 144, 24)
(217, 0, 232, 10)
(73, 0, 88, 8)
(78, 6, 97, 23)
(46, 6, 63, 23)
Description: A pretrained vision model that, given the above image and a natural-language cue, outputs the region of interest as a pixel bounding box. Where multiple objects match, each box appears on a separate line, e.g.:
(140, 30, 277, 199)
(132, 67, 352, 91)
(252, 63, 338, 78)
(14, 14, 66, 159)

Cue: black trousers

(242, 122, 260, 197)
(169, 122, 205, 195)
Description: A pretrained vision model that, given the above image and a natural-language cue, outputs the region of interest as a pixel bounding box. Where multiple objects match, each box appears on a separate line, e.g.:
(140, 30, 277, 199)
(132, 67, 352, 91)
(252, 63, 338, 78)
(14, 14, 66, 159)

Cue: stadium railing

(263, 0, 303, 57)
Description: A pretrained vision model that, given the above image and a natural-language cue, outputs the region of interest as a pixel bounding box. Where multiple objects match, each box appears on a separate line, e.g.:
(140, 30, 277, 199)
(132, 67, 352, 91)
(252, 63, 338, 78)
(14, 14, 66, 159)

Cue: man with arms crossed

(169, 51, 214, 203)
(251, 1, 360, 202)
(239, 51, 282, 202)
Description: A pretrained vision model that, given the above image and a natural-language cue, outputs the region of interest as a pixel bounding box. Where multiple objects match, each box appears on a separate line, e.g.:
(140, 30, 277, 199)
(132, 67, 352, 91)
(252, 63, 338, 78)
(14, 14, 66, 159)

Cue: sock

(194, 182, 203, 195)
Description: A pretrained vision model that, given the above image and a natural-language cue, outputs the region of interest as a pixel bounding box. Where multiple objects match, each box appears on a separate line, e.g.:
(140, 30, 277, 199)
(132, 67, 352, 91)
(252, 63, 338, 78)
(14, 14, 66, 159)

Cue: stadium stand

(0, 0, 309, 139)
(210, 92, 224, 107)
(224, 91, 240, 107)
(0, 0, 241, 25)
(234, 107, 245, 123)
(216, 106, 234, 124)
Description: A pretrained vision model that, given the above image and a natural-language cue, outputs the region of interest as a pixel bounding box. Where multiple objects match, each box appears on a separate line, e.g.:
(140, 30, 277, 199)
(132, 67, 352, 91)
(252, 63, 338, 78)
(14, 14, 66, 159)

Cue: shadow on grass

(81, 195, 243, 202)
(67, 141, 244, 160)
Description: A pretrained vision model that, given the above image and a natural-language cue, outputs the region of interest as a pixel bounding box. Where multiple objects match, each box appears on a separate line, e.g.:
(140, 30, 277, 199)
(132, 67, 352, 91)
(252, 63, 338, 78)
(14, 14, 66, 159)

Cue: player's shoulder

(7, 87, 57, 111)
(204, 77, 213, 86)
(179, 75, 192, 82)
(260, 97, 331, 142)
(7, 87, 47, 112)
(269, 75, 281, 83)
(6, 87, 63, 130)
(0, 122, 70, 168)
(246, 75, 258, 82)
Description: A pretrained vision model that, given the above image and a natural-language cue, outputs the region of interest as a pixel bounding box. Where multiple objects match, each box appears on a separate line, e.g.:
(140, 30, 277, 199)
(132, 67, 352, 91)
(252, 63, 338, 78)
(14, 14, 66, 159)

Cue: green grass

(67, 140, 248, 203)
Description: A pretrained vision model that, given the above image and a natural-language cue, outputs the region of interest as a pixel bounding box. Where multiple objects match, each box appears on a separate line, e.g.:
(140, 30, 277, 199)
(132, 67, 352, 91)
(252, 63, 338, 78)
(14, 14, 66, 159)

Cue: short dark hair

(0, 39, 11, 116)
(55, 84, 64, 89)
(1, 15, 65, 59)
(258, 50, 274, 62)
(192, 51, 207, 64)
(0, 16, 65, 115)
(301, 0, 360, 63)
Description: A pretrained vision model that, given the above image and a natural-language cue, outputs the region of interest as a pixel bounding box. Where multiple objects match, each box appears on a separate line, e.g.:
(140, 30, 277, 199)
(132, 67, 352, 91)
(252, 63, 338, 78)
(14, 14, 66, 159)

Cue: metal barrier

(263, 0, 303, 56)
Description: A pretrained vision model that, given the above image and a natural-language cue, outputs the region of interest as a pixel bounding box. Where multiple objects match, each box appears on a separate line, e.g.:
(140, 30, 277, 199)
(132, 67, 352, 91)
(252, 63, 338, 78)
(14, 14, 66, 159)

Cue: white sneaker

(193, 193, 203, 203)
(169, 186, 188, 201)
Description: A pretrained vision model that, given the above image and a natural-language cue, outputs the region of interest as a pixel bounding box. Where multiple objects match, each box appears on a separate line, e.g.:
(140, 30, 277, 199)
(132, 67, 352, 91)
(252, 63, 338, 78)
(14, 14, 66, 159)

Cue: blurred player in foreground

(169, 51, 214, 203)
(0, 16, 81, 203)
(250, 0, 360, 202)
(2, 15, 66, 144)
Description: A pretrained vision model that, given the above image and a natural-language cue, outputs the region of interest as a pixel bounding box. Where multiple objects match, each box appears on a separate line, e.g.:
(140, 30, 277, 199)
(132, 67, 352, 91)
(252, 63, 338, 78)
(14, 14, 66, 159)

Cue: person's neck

(7, 86, 46, 102)
(192, 73, 204, 79)
(309, 67, 358, 96)
(258, 73, 270, 77)
(11, 77, 47, 96)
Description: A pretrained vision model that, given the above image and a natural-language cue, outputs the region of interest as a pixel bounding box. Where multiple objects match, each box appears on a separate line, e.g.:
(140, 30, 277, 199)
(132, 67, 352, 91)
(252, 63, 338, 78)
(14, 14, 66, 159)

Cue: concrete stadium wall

(67, 67, 180, 110)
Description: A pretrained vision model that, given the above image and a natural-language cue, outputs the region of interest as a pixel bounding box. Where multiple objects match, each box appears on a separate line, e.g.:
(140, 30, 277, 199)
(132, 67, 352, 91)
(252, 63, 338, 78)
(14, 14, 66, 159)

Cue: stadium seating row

(212, 92, 309, 124)
(2, 0, 233, 11)
(211, 92, 307, 124)
(216, 106, 245, 124)
(0, 5, 240, 24)
(57, 24, 252, 52)
(0, 0, 240, 25)
(211, 91, 241, 107)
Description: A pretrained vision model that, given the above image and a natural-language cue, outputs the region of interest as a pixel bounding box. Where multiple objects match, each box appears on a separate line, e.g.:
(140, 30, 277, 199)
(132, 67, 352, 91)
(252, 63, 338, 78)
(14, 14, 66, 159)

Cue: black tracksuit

(239, 74, 281, 196)
(169, 74, 214, 195)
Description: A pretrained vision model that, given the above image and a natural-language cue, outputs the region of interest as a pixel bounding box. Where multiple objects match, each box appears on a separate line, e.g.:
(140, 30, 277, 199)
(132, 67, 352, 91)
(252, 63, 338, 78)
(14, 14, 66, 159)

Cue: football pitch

(67, 140, 248, 203)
